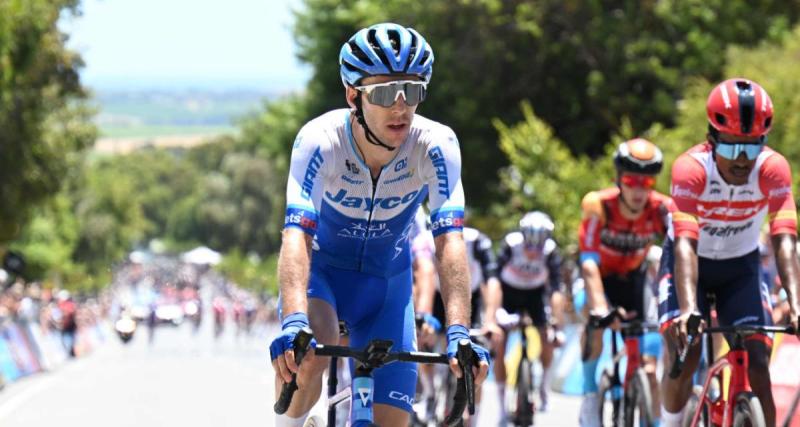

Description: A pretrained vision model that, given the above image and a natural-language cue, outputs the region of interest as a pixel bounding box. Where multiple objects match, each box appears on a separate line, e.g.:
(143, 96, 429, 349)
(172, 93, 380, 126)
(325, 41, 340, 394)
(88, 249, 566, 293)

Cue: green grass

(99, 125, 237, 139)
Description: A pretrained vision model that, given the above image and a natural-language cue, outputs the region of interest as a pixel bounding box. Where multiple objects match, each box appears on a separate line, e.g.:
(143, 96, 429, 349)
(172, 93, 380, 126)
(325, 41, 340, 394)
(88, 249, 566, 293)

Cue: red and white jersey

(670, 142, 797, 259)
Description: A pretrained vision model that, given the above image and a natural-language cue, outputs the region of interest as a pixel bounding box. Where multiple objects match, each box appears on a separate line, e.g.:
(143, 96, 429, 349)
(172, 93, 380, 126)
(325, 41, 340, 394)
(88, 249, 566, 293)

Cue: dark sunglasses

(355, 80, 427, 107)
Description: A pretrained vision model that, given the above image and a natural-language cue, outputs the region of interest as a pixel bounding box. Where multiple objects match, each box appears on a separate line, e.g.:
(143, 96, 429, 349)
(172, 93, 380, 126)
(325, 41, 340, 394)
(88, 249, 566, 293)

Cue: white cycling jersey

(497, 232, 560, 290)
(284, 109, 465, 277)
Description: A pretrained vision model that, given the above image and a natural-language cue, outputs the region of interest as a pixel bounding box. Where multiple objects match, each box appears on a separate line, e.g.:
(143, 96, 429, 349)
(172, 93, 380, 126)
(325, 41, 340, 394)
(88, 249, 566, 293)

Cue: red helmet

(706, 78, 773, 137)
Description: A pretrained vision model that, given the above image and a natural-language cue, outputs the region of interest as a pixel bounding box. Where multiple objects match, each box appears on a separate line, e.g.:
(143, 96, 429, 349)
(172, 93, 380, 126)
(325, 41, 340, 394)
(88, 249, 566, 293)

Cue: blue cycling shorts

(306, 261, 418, 414)
(657, 239, 773, 333)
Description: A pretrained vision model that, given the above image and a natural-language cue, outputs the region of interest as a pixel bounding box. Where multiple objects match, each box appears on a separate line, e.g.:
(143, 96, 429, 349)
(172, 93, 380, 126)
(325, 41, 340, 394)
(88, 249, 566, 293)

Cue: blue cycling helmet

(339, 22, 434, 86)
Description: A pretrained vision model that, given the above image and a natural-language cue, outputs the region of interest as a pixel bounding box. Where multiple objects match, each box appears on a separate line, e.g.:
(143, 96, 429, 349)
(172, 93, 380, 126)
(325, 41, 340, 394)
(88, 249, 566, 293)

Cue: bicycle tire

(732, 392, 766, 427)
(623, 369, 654, 427)
(514, 357, 534, 426)
(598, 371, 622, 427)
(682, 392, 707, 427)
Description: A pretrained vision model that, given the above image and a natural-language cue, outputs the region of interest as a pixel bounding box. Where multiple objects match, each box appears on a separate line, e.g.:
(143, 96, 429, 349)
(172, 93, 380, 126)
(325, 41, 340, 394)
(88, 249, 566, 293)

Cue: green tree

(0, 0, 95, 242)
(291, 0, 800, 208)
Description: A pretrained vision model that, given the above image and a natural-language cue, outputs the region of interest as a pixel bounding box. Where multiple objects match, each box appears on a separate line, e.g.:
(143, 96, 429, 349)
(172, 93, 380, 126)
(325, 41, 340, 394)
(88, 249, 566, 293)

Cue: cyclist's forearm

(435, 232, 471, 326)
(277, 229, 312, 315)
(674, 236, 699, 314)
(773, 233, 800, 314)
(413, 257, 437, 314)
(580, 260, 608, 313)
(481, 277, 502, 325)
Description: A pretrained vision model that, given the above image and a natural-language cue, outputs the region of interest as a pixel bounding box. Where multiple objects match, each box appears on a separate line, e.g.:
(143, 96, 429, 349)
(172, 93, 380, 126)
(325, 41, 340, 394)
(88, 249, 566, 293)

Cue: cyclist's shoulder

(758, 147, 791, 175)
(581, 187, 616, 217)
(503, 231, 524, 248)
(410, 114, 459, 148)
(674, 142, 711, 167)
(295, 109, 349, 147)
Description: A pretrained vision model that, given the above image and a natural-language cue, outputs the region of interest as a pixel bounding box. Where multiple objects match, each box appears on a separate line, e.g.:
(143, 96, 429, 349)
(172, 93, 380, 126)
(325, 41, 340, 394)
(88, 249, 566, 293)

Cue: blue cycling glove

(269, 312, 317, 361)
(422, 313, 442, 333)
(446, 324, 490, 364)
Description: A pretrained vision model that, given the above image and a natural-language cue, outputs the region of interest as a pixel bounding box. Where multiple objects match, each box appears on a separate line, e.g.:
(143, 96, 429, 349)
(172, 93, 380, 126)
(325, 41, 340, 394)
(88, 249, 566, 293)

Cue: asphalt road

(0, 318, 581, 427)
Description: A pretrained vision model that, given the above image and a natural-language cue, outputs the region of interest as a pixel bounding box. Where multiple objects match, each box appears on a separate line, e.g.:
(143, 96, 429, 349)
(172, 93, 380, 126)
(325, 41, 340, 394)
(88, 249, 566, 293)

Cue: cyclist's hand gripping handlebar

(273, 328, 314, 414)
(444, 339, 477, 427)
(668, 313, 702, 379)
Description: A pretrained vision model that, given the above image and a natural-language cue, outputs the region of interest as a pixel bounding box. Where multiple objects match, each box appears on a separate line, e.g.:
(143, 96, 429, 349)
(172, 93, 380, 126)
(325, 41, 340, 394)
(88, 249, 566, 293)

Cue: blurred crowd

(0, 273, 109, 358)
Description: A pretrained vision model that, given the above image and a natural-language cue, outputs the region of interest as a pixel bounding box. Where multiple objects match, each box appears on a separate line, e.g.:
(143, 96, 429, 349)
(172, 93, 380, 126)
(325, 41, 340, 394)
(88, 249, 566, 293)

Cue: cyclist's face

(619, 173, 653, 211)
(346, 75, 420, 149)
(712, 132, 761, 186)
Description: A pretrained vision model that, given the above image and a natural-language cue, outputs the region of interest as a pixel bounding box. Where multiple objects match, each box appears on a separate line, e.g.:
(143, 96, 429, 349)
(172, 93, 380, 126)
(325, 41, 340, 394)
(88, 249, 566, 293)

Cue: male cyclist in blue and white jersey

(269, 23, 490, 427)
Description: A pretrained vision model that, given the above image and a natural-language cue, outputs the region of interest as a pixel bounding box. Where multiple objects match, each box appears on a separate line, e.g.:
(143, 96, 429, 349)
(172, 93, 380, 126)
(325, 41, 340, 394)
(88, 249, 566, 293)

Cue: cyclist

(659, 78, 800, 427)
(411, 207, 503, 425)
(495, 211, 563, 416)
(577, 138, 671, 427)
(269, 23, 490, 427)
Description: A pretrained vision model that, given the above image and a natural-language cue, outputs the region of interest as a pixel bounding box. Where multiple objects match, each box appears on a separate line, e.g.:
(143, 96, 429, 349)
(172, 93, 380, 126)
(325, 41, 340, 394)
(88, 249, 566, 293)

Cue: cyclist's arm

(280, 125, 330, 316)
(413, 252, 437, 314)
(547, 244, 563, 296)
(772, 234, 800, 324)
(475, 234, 501, 327)
(435, 231, 470, 327)
(578, 191, 608, 314)
(277, 229, 313, 316)
(670, 153, 705, 316)
(673, 236, 699, 315)
(760, 153, 800, 327)
(423, 126, 468, 326)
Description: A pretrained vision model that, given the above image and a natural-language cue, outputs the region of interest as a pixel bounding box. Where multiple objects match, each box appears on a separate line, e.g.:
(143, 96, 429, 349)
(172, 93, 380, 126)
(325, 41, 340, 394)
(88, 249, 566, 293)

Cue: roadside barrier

(0, 320, 107, 389)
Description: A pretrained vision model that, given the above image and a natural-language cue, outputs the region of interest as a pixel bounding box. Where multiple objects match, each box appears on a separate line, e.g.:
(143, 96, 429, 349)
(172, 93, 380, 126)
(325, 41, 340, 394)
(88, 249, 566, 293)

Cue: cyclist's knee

(746, 342, 771, 387)
(642, 355, 657, 375)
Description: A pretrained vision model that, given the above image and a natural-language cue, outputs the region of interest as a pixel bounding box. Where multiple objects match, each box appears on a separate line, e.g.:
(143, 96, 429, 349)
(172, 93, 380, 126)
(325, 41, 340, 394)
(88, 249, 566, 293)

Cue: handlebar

(444, 339, 477, 426)
(668, 315, 797, 379)
(274, 328, 314, 414)
(273, 332, 477, 426)
(668, 313, 702, 379)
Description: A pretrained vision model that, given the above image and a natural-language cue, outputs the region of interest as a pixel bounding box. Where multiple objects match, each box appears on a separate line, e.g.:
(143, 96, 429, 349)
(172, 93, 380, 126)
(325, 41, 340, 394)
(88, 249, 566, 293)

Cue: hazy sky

(62, 0, 311, 91)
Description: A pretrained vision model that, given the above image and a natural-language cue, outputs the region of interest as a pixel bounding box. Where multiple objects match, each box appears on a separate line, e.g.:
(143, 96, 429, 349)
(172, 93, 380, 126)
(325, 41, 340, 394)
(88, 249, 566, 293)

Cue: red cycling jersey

(670, 142, 797, 259)
(579, 187, 673, 277)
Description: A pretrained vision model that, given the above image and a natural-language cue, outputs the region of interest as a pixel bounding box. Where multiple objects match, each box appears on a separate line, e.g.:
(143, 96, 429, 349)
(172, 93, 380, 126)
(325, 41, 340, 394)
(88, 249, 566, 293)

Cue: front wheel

(732, 392, 766, 427)
(514, 357, 534, 426)
(598, 371, 622, 427)
(623, 369, 653, 427)
(682, 391, 708, 427)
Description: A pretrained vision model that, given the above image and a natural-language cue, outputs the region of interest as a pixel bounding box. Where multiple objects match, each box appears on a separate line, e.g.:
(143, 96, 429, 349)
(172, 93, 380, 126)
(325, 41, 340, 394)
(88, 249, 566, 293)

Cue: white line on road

(0, 374, 61, 420)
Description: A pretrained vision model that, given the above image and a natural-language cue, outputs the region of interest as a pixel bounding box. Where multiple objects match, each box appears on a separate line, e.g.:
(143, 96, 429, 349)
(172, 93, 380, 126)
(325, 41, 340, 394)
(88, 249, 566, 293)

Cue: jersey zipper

(358, 170, 382, 271)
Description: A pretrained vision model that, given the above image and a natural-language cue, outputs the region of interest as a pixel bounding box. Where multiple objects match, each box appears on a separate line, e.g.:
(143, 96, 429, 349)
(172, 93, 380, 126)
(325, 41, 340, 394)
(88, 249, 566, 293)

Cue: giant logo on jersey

(325, 189, 420, 211)
(301, 147, 324, 200)
(428, 147, 450, 197)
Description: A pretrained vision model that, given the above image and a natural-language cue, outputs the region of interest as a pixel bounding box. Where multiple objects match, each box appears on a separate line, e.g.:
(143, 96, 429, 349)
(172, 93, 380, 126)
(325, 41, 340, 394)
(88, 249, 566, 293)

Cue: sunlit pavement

(0, 317, 580, 427)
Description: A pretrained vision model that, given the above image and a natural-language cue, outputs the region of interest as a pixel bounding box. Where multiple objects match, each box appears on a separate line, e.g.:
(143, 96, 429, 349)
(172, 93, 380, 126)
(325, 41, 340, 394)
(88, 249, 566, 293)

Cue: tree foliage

(291, 0, 800, 208)
(0, 0, 96, 242)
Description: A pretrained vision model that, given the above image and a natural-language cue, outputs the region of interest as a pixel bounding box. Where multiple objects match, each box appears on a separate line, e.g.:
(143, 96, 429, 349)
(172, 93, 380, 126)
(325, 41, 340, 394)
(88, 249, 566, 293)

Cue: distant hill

(92, 89, 273, 140)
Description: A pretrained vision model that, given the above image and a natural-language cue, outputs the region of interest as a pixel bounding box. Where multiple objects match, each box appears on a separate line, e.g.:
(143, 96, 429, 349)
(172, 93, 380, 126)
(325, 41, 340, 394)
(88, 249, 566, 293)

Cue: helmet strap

(354, 96, 396, 152)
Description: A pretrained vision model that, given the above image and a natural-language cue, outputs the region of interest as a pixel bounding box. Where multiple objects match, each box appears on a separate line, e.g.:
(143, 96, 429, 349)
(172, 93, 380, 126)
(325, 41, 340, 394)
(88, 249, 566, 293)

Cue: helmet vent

(764, 116, 772, 129)
(735, 80, 752, 91)
(715, 113, 726, 125)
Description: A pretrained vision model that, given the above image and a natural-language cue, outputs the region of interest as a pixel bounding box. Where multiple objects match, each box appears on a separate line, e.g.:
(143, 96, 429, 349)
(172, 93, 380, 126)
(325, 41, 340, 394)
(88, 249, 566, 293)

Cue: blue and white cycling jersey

(284, 109, 465, 277)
